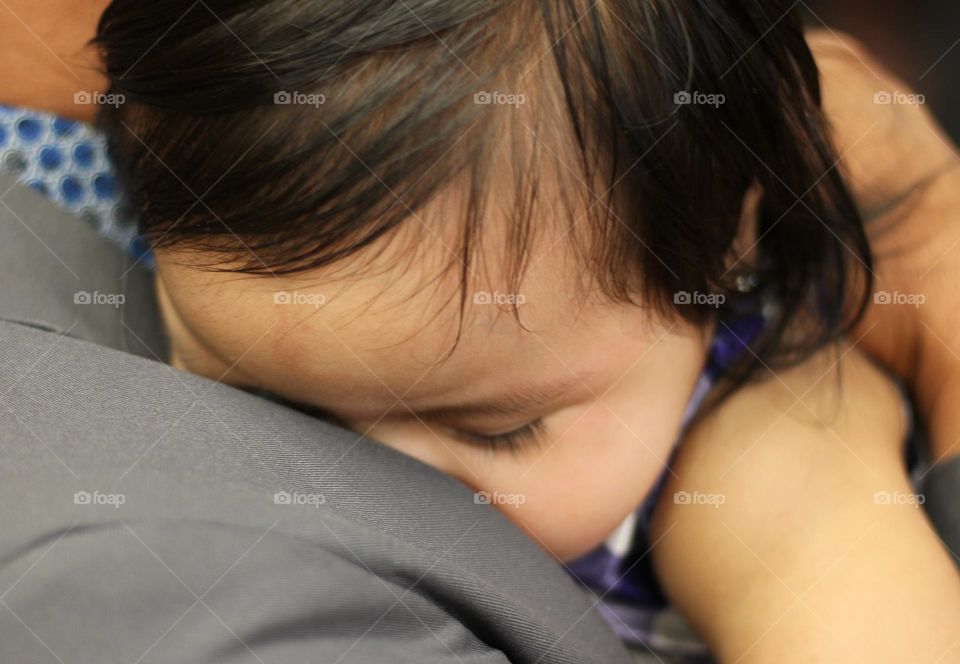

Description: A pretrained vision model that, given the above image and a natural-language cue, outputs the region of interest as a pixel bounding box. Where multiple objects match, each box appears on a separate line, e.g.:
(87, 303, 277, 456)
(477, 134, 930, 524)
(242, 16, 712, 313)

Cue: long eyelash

(453, 418, 547, 453)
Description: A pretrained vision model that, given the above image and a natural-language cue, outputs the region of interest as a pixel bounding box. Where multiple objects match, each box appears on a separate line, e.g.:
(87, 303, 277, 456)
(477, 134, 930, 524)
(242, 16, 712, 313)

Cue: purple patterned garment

(567, 313, 765, 661)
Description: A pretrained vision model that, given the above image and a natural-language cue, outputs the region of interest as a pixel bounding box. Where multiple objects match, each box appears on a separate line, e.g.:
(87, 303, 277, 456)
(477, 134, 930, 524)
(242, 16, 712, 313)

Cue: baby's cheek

(354, 411, 676, 561)
(488, 486, 632, 562)
(486, 413, 680, 561)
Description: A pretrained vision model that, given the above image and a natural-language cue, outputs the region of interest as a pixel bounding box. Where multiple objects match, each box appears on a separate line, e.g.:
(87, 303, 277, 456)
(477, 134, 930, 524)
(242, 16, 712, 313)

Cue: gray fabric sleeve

(0, 320, 632, 664)
(921, 455, 960, 568)
(0, 519, 510, 664)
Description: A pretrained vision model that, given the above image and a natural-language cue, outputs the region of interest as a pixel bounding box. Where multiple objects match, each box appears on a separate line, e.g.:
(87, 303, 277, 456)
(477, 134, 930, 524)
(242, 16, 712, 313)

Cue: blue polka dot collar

(0, 104, 140, 256)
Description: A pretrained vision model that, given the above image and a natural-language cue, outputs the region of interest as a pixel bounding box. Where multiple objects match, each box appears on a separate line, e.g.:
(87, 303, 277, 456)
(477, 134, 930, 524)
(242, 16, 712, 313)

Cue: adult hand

(811, 31, 960, 462)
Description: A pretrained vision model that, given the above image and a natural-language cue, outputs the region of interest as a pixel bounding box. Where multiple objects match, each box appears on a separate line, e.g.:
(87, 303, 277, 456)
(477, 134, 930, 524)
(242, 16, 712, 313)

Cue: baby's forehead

(154, 164, 667, 418)
(259, 256, 673, 419)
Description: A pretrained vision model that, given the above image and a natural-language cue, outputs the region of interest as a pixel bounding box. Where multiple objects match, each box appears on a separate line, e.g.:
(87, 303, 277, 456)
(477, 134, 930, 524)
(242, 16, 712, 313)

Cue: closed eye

(449, 418, 547, 453)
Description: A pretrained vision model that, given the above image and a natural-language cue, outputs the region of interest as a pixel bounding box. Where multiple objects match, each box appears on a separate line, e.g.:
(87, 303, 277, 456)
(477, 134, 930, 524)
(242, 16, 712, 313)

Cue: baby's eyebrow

(414, 377, 581, 421)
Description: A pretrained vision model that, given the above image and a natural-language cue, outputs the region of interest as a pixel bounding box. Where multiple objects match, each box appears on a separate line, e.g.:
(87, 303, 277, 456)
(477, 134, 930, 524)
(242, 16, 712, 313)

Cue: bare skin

(651, 347, 960, 663)
(813, 31, 960, 465)
(0, 0, 107, 122)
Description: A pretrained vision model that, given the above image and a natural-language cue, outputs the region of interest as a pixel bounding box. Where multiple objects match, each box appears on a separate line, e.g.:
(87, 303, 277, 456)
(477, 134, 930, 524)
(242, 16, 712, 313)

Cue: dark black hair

(93, 0, 873, 389)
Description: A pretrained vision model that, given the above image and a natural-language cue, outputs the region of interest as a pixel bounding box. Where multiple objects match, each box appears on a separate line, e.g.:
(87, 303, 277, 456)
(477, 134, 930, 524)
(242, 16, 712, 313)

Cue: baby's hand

(649, 346, 960, 663)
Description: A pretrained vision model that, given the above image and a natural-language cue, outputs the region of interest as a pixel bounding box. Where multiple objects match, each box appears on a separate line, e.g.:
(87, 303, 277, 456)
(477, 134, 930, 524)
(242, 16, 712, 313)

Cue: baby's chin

(495, 500, 645, 563)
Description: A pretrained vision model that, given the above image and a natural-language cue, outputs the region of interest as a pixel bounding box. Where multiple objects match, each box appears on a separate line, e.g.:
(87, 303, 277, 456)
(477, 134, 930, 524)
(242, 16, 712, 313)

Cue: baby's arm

(649, 347, 960, 662)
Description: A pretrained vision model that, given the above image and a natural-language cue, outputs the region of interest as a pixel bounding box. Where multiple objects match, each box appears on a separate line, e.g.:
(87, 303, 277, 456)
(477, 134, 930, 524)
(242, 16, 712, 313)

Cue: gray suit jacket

(0, 169, 635, 664)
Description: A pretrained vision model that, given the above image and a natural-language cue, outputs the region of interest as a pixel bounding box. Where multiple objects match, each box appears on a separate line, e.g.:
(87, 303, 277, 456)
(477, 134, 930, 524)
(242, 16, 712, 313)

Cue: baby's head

(95, 0, 870, 560)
